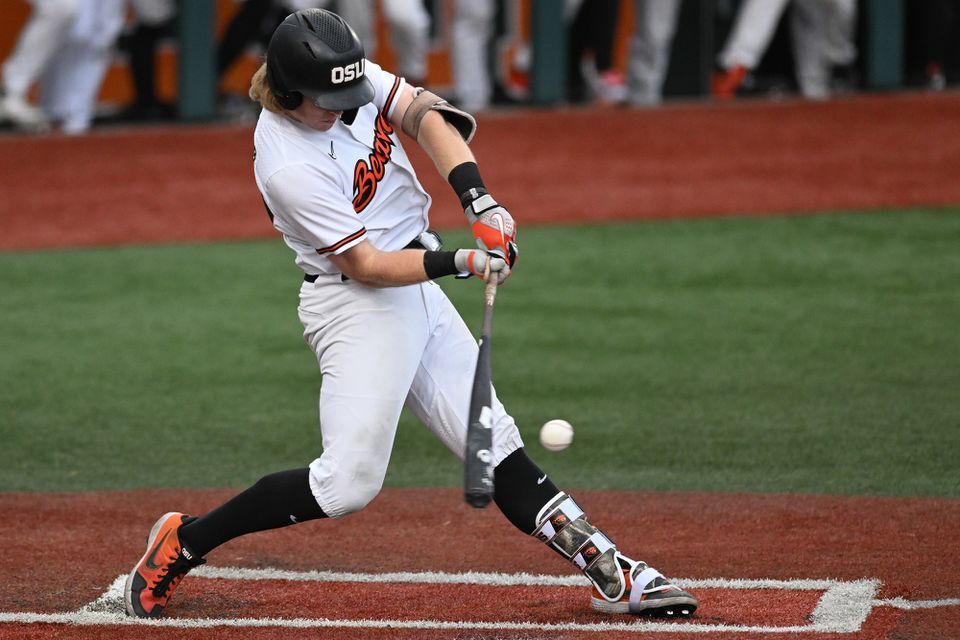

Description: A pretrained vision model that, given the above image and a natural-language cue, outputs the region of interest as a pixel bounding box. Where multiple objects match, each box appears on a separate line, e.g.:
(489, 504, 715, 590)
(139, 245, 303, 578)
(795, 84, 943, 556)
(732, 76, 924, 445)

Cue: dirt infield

(1, 488, 958, 639)
(1, 92, 959, 251)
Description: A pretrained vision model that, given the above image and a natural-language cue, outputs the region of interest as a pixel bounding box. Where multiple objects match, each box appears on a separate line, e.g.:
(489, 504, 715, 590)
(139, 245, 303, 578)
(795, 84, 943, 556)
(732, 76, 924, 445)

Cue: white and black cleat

(591, 558, 697, 618)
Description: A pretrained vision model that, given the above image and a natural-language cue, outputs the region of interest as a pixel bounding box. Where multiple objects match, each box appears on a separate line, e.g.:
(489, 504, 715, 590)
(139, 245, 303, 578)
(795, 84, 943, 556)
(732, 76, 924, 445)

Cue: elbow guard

(401, 87, 477, 144)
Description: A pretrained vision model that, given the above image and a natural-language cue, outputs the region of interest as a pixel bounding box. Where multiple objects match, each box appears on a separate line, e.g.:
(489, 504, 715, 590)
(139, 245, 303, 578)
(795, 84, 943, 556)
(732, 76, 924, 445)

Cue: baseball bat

(464, 270, 499, 508)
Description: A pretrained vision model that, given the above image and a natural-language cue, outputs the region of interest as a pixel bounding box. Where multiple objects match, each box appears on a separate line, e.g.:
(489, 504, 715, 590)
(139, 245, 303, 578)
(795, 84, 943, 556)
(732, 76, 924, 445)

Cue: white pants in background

(379, 0, 430, 82)
(628, 0, 682, 105)
(298, 277, 523, 518)
(1, 0, 78, 100)
(717, 0, 856, 99)
(39, 0, 125, 134)
(451, 0, 495, 111)
(128, 0, 177, 26)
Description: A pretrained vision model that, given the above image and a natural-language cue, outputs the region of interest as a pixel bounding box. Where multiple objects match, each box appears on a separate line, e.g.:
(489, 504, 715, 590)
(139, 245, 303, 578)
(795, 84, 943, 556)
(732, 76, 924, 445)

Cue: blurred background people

(565, 0, 624, 104)
(712, 0, 857, 100)
(451, 0, 495, 111)
(1, 0, 127, 134)
(118, 0, 178, 121)
(913, 0, 960, 90)
(0, 0, 78, 130)
(376, 0, 430, 87)
(40, 0, 126, 135)
(40, 0, 126, 134)
(626, 0, 681, 106)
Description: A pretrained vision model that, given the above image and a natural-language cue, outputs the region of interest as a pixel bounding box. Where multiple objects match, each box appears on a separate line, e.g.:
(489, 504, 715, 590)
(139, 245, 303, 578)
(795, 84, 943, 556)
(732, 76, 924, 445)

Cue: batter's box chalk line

(1, 568, 958, 633)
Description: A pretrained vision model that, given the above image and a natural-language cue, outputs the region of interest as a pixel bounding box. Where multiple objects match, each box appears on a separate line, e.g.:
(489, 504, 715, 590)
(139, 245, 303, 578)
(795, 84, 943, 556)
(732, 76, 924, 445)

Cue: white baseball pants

(298, 277, 524, 518)
(627, 0, 682, 105)
(1, 0, 78, 99)
(451, 0, 495, 111)
(39, 0, 125, 134)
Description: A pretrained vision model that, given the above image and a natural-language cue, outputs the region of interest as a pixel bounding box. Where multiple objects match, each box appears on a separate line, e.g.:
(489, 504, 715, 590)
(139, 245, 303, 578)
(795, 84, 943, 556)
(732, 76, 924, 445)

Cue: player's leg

(450, 0, 495, 111)
(123, 468, 325, 618)
(125, 280, 430, 618)
(713, 0, 790, 98)
(1, 0, 77, 128)
(40, 0, 125, 135)
(408, 284, 696, 617)
(627, 0, 681, 106)
(790, 0, 857, 99)
(381, 0, 430, 85)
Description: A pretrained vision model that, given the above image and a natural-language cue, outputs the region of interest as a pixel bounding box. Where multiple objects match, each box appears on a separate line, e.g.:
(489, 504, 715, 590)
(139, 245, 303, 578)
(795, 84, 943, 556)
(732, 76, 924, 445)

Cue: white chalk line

(875, 597, 960, 610)
(0, 568, 955, 633)
(194, 566, 860, 590)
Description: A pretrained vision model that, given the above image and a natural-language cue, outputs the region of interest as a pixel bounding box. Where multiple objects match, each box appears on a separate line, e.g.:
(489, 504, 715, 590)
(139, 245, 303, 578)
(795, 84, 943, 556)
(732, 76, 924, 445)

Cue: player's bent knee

(334, 478, 382, 515)
(310, 458, 385, 517)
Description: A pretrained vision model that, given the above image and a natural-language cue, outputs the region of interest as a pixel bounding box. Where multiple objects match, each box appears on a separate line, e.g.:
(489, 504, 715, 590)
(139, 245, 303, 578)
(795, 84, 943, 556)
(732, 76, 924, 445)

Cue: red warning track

(0, 488, 957, 639)
(1, 92, 959, 251)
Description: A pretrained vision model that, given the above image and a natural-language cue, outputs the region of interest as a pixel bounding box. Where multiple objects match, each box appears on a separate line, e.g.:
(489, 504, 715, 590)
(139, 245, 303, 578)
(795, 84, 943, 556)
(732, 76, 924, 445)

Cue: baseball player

(124, 8, 697, 621)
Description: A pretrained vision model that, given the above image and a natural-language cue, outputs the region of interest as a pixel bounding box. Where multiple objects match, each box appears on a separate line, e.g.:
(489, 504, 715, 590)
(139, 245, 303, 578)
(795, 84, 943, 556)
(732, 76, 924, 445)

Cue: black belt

(303, 235, 435, 283)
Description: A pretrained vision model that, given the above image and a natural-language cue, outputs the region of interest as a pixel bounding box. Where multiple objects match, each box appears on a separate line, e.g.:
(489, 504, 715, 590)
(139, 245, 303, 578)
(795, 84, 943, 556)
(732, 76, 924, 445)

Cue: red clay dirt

(1, 488, 958, 639)
(1, 92, 959, 251)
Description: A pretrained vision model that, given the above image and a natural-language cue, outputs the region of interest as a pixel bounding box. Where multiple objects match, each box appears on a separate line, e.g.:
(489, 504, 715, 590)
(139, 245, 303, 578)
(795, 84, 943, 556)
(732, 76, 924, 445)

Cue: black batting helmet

(266, 9, 374, 114)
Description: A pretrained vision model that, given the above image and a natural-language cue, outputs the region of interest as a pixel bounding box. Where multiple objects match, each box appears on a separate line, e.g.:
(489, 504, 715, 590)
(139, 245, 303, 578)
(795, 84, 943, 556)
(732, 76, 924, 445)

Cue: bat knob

(465, 491, 492, 509)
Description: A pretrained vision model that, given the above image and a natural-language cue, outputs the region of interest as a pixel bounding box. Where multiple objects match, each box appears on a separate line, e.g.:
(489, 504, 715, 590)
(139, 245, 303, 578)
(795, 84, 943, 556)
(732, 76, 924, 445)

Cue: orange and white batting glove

(454, 249, 511, 284)
(464, 194, 519, 267)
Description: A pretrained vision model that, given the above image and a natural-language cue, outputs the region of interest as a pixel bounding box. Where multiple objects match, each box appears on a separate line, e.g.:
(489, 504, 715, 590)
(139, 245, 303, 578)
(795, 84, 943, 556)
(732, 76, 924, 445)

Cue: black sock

(493, 448, 561, 534)
(178, 468, 326, 558)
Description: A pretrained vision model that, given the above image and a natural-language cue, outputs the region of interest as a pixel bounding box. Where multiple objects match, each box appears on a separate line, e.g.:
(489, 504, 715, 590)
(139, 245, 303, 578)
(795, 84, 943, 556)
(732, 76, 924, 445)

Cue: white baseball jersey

(254, 61, 431, 276)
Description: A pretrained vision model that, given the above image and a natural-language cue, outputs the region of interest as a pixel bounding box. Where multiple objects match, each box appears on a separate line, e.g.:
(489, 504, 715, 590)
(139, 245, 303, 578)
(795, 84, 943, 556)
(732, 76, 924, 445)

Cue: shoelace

(151, 553, 205, 597)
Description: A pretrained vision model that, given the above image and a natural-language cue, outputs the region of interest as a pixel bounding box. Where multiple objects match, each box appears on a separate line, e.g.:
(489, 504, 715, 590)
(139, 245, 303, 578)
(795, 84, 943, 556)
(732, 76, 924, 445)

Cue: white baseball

(539, 419, 574, 452)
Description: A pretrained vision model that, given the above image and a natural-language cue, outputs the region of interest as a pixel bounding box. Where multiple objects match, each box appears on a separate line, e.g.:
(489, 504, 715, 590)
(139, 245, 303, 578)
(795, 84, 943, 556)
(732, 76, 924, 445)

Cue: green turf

(2, 210, 958, 496)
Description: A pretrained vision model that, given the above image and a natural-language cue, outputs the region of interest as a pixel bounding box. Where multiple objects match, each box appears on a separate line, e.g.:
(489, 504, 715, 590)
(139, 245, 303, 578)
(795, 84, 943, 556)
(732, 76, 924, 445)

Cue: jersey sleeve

(364, 60, 406, 121)
(264, 163, 366, 255)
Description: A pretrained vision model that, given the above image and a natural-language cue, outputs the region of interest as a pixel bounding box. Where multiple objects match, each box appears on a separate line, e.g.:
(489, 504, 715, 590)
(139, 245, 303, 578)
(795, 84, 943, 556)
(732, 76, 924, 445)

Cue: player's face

(290, 101, 342, 132)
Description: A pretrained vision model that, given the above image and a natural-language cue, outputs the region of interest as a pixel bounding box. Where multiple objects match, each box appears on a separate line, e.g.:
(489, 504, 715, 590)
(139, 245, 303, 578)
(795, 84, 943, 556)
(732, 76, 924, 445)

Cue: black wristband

(447, 161, 487, 208)
(423, 250, 459, 279)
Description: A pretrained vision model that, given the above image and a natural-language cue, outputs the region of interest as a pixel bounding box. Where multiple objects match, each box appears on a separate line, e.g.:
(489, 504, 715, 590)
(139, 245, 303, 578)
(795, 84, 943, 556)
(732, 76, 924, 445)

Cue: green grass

(2, 210, 958, 496)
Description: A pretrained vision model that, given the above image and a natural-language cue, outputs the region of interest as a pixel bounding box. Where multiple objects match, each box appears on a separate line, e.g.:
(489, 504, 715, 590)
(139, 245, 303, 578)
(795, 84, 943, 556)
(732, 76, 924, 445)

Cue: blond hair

(249, 63, 284, 114)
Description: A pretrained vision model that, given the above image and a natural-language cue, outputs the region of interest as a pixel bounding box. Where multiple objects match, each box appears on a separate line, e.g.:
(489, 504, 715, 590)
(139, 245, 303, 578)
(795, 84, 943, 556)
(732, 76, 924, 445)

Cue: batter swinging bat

(464, 269, 499, 508)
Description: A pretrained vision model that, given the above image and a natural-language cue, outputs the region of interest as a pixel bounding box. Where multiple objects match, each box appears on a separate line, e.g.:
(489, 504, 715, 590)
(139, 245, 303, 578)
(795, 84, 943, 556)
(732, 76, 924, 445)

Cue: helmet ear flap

(341, 108, 358, 125)
(275, 91, 303, 110)
(267, 58, 304, 110)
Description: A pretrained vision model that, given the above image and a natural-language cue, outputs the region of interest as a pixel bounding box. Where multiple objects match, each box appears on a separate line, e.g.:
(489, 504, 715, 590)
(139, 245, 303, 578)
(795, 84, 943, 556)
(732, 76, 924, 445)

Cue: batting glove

(464, 194, 518, 267)
(454, 249, 511, 284)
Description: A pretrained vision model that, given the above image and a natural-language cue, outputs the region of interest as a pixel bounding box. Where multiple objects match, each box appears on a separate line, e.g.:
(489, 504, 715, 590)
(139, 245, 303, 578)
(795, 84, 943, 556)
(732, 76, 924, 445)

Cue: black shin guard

(178, 468, 326, 558)
(493, 448, 561, 534)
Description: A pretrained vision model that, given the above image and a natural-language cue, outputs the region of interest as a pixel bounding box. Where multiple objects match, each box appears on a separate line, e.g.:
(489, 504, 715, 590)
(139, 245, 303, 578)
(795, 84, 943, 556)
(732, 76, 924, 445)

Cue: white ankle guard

(532, 493, 627, 602)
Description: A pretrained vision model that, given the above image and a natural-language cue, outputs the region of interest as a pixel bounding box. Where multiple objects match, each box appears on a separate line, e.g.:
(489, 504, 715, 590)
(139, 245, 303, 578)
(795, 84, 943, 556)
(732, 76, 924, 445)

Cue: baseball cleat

(711, 64, 748, 101)
(0, 94, 50, 132)
(590, 555, 697, 617)
(124, 512, 205, 618)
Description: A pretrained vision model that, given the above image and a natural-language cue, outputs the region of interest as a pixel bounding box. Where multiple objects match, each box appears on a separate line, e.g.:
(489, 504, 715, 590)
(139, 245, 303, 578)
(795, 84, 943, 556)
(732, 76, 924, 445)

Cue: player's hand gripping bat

(464, 265, 499, 508)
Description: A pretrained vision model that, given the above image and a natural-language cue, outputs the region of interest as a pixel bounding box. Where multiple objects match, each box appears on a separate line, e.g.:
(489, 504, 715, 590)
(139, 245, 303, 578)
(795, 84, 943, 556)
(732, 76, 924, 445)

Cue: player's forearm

(416, 111, 477, 179)
(332, 246, 430, 288)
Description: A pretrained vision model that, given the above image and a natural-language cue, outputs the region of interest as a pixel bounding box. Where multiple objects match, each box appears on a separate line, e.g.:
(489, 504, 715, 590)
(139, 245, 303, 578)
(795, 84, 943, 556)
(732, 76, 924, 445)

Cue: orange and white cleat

(591, 554, 697, 617)
(124, 512, 205, 618)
